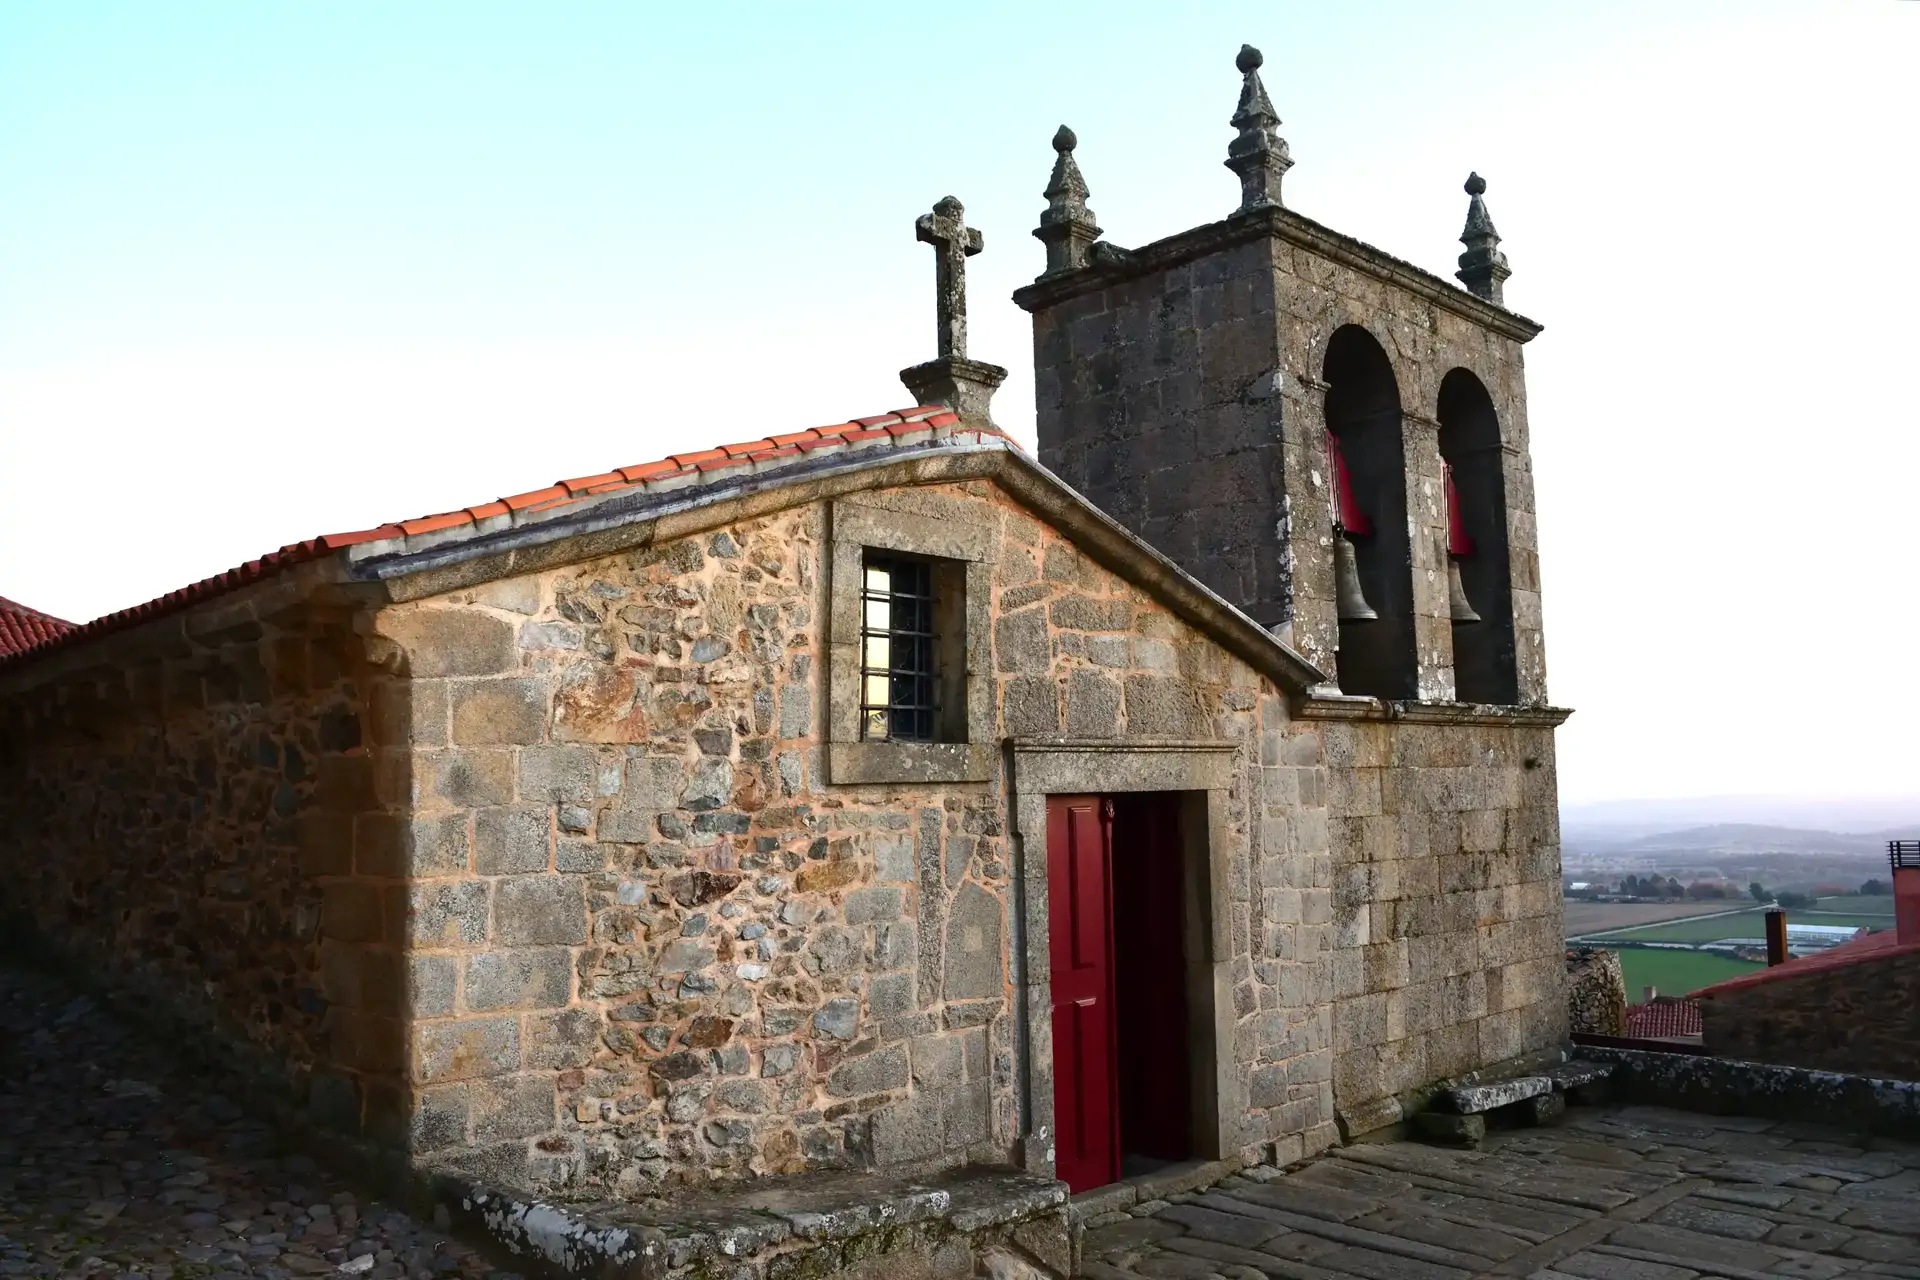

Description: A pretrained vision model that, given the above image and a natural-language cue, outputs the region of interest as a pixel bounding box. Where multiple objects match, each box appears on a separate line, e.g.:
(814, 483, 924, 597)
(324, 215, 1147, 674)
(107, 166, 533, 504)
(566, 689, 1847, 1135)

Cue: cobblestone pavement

(1083, 1106, 1920, 1280)
(0, 967, 508, 1280)
(8, 961, 1919, 1280)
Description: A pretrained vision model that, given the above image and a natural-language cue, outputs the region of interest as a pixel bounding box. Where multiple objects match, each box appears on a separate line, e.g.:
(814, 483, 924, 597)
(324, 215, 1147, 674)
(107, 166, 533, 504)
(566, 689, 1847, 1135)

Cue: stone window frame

(826, 497, 994, 784)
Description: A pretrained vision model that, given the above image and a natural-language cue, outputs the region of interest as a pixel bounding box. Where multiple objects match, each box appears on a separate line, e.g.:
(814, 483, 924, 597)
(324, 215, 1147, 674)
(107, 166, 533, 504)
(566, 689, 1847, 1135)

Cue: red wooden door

(1047, 794, 1119, 1192)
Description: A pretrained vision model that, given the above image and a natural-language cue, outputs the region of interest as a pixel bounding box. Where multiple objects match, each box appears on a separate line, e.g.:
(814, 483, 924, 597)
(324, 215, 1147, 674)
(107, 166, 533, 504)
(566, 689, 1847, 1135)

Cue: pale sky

(2, 1, 1915, 806)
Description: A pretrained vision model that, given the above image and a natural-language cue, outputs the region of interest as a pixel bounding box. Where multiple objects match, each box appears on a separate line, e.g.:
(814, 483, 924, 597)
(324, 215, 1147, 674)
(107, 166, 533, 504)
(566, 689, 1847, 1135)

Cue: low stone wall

(1576, 1045, 1920, 1139)
(1699, 946, 1920, 1077)
(1565, 947, 1626, 1037)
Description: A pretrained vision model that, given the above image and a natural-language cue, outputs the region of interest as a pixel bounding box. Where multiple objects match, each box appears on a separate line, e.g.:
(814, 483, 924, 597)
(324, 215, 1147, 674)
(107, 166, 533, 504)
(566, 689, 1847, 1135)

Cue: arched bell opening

(1322, 326, 1417, 700)
(1437, 369, 1518, 704)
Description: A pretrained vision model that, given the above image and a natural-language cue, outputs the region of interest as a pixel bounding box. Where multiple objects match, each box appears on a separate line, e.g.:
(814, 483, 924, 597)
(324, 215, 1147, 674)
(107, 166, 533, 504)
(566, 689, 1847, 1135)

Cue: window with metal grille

(859, 554, 939, 742)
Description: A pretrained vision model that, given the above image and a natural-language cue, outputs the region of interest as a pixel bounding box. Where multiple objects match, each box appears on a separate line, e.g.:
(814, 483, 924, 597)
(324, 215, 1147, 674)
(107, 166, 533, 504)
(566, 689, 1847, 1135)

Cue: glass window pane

(859, 552, 942, 743)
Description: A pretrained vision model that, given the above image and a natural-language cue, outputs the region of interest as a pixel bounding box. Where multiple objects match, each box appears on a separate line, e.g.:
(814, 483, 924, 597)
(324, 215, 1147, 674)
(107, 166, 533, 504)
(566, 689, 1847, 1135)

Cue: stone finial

(1455, 172, 1512, 305)
(901, 196, 1007, 426)
(1225, 43, 1293, 213)
(1032, 125, 1102, 278)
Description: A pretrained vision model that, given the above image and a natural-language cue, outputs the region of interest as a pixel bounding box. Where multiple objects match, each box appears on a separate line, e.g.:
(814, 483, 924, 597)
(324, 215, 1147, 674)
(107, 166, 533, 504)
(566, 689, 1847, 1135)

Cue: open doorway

(1047, 791, 1213, 1192)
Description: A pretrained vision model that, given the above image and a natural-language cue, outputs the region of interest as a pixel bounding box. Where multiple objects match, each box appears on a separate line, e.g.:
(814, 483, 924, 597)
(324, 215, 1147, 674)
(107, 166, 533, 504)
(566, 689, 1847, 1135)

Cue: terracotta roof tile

(0, 597, 75, 658)
(1692, 928, 1916, 998)
(1624, 996, 1702, 1039)
(0, 404, 1009, 668)
(399, 511, 475, 537)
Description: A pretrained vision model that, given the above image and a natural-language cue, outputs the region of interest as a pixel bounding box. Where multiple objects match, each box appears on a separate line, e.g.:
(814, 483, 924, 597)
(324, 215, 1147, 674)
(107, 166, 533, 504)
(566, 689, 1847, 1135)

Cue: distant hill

(1563, 796, 1920, 848)
(1619, 824, 1890, 857)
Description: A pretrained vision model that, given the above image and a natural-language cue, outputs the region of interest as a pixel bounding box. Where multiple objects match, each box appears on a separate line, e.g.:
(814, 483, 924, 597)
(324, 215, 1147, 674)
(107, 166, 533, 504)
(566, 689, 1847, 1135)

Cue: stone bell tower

(1012, 44, 1548, 708)
(1012, 44, 1571, 1137)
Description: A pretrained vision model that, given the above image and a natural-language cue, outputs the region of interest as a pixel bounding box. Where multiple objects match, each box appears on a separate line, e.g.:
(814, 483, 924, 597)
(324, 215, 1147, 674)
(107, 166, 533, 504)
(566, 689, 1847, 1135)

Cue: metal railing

(1891, 840, 1920, 872)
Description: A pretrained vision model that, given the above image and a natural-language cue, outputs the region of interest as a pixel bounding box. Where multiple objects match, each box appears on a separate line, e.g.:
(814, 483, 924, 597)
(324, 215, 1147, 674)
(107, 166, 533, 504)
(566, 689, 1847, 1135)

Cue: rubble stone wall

(375, 478, 1334, 1194)
(1320, 718, 1565, 1132)
(1565, 946, 1628, 1037)
(0, 591, 400, 1138)
(1700, 948, 1920, 1077)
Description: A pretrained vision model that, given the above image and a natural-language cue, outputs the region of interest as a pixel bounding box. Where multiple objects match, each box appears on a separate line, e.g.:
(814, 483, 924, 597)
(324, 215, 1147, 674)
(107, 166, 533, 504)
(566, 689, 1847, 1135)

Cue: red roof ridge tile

(1691, 928, 1915, 998)
(0, 405, 1014, 668)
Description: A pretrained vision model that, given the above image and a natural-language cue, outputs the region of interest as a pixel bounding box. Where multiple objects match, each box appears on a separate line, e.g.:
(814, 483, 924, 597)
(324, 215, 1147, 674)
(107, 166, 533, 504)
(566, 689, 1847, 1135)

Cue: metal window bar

(1891, 840, 1920, 872)
(859, 555, 939, 742)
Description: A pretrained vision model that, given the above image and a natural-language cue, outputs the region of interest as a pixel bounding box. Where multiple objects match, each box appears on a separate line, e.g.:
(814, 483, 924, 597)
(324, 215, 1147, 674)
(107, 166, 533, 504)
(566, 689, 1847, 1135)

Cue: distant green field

(1816, 895, 1894, 915)
(1591, 908, 1890, 943)
(1613, 948, 1763, 998)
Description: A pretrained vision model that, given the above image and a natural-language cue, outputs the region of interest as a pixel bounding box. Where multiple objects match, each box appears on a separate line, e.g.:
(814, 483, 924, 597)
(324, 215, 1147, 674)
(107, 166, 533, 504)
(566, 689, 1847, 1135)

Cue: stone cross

(916, 195, 983, 360)
(900, 196, 1007, 426)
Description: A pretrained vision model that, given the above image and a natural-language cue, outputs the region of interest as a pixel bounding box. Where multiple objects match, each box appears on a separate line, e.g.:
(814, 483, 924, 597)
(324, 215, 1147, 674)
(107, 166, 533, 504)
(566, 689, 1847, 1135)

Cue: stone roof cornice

(361, 437, 1329, 696)
(1292, 686, 1571, 727)
(2, 429, 1330, 699)
(1012, 206, 1544, 344)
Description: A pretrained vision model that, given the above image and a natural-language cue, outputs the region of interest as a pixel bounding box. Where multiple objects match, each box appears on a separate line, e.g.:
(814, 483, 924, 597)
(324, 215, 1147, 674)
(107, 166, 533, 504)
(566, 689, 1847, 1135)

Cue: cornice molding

(1013, 207, 1544, 345)
(1292, 689, 1572, 727)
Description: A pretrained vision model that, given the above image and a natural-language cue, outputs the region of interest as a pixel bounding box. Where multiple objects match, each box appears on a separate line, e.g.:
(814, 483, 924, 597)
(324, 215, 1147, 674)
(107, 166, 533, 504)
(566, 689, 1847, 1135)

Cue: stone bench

(434, 1166, 1069, 1280)
(1413, 1057, 1616, 1146)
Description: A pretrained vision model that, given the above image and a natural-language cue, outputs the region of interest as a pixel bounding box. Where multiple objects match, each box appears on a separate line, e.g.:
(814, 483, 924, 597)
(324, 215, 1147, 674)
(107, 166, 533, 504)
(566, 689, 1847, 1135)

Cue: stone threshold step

(432, 1165, 1070, 1280)
(1068, 1156, 1255, 1222)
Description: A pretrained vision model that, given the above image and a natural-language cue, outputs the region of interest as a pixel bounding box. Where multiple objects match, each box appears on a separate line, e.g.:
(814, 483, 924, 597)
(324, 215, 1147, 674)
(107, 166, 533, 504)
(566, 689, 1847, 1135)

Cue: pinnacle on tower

(1032, 125, 1102, 278)
(1455, 172, 1512, 305)
(1225, 43, 1293, 213)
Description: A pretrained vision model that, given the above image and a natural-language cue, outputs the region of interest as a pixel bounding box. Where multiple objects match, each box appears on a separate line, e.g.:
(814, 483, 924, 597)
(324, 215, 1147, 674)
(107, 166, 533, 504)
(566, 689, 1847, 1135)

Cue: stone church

(0, 45, 1566, 1229)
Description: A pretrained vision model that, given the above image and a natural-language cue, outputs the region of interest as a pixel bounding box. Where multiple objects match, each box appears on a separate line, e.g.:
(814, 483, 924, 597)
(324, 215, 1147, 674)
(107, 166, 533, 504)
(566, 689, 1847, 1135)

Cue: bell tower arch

(1438, 368, 1518, 704)
(1322, 326, 1416, 700)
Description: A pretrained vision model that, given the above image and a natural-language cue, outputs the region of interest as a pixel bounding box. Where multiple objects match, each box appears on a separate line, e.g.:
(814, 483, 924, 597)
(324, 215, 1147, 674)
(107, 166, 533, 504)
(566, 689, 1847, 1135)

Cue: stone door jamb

(1005, 737, 1241, 1177)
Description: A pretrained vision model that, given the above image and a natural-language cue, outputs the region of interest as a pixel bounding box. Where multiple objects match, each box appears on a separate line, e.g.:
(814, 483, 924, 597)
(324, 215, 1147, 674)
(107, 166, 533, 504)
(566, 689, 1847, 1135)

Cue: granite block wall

(1025, 213, 1548, 705)
(1023, 211, 1566, 1134)
(1318, 718, 1565, 1132)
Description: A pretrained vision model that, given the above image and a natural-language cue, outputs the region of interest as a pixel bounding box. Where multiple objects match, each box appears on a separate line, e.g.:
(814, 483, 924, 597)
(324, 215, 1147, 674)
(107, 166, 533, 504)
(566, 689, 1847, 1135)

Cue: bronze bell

(1334, 533, 1378, 621)
(1448, 558, 1481, 623)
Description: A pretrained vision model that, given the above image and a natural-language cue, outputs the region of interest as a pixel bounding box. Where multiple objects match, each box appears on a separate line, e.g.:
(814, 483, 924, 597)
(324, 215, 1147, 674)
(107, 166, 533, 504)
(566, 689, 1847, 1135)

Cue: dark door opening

(1046, 791, 1201, 1193)
(1111, 792, 1194, 1172)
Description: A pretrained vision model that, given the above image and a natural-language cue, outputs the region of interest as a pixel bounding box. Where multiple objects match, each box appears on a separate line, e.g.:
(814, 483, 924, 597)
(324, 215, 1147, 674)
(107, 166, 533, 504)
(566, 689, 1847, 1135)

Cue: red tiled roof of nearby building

(0, 404, 984, 669)
(0, 597, 74, 658)
(1624, 996, 1702, 1039)
(1692, 928, 1918, 998)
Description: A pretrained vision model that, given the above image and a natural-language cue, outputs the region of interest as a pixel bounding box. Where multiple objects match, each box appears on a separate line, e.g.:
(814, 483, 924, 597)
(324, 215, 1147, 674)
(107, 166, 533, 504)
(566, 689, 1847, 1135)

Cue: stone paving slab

(0, 967, 502, 1280)
(1085, 1103, 1920, 1280)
